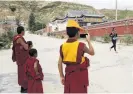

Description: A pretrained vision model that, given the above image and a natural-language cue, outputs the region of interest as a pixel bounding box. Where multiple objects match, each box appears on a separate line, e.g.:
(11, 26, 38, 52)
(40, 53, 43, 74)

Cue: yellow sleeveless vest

(62, 41, 85, 64)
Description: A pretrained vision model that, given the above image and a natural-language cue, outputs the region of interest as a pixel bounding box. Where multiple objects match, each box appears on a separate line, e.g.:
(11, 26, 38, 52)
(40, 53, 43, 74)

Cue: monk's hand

(60, 76, 65, 85)
(86, 33, 90, 42)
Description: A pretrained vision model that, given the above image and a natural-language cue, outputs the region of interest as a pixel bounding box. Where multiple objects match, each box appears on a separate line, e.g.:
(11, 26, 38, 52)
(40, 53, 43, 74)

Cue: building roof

(52, 17, 67, 22)
(66, 10, 104, 18)
(52, 10, 105, 22)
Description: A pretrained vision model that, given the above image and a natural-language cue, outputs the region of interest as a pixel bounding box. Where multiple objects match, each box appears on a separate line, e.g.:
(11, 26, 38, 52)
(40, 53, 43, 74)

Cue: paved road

(0, 33, 133, 93)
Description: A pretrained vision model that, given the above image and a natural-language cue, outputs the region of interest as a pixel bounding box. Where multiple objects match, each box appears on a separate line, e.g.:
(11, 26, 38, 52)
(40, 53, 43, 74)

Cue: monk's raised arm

(17, 38, 28, 50)
(84, 44, 94, 56)
(84, 34, 95, 56)
(58, 56, 64, 78)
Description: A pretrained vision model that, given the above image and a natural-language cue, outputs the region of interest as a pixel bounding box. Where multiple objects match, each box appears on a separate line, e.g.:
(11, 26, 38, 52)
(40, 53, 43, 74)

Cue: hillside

(1, 1, 133, 25)
(36, 1, 99, 23)
(0, 1, 99, 24)
(99, 9, 133, 20)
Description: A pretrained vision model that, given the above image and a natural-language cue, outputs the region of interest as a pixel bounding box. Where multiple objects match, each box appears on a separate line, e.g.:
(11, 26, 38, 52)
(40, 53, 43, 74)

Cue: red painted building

(87, 19, 133, 37)
(50, 19, 133, 37)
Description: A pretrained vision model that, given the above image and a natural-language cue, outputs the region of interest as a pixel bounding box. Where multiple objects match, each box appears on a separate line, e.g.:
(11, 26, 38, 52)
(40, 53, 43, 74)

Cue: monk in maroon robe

(24, 48, 44, 93)
(58, 20, 95, 93)
(12, 26, 29, 93)
(27, 41, 33, 50)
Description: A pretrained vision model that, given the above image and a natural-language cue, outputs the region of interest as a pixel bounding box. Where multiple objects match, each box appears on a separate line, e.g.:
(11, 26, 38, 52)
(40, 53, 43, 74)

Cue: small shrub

(91, 37, 96, 41)
(123, 34, 133, 45)
(102, 34, 111, 43)
(35, 22, 46, 31)
(47, 33, 50, 36)
(0, 31, 15, 49)
(61, 36, 64, 39)
(7, 31, 16, 40)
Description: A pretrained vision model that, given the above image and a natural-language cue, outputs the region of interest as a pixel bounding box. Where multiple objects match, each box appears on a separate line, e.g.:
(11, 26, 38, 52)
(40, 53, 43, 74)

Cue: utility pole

(115, 0, 118, 21)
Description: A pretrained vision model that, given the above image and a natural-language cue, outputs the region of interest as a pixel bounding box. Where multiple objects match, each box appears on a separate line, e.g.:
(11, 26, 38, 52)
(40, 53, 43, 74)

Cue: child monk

(24, 48, 44, 93)
(27, 41, 33, 49)
(58, 20, 95, 93)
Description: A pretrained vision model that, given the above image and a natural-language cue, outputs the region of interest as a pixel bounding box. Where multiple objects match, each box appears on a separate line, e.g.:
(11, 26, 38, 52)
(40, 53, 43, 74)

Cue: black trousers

(111, 40, 116, 51)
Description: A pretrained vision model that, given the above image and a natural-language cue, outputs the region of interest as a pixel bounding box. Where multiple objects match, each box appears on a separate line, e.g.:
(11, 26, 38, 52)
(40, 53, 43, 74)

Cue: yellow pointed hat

(66, 20, 84, 31)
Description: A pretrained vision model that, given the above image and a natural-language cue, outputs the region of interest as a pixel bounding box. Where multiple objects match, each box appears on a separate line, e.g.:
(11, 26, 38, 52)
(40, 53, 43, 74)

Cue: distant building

(47, 10, 105, 32)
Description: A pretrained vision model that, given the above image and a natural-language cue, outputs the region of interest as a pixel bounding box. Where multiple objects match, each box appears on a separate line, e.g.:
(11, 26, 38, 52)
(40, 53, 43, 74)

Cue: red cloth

(64, 57, 89, 93)
(24, 57, 44, 93)
(18, 64, 28, 88)
(12, 35, 21, 62)
(12, 35, 29, 89)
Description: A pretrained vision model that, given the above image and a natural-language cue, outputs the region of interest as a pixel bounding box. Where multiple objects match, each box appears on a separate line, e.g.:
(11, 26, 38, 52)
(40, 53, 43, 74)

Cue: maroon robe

(12, 35, 29, 89)
(24, 57, 44, 93)
(64, 58, 89, 93)
(60, 39, 90, 93)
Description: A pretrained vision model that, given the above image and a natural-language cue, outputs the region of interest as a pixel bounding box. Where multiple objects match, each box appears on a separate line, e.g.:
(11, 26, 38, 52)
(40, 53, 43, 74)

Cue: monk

(12, 26, 29, 93)
(27, 41, 33, 49)
(58, 20, 95, 93)
(24, 48, 44, 93)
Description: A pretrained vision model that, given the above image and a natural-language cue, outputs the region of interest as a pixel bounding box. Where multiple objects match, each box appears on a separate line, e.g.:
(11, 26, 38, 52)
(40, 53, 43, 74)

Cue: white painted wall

(49, 23, 57, 32)
(49, 21, 67, 32)
(57, 22, 67, 31)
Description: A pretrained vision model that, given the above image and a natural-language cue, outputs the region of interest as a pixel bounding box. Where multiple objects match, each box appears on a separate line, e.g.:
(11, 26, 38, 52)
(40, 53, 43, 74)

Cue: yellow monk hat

(66, 20, 84, 31)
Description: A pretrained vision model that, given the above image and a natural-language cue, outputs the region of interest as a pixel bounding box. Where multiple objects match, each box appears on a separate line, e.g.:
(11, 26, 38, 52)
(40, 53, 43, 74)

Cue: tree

(15, 1, 44, 12)
(35, 22, 46, 31)
(9, 5, 16, 12)
(28, 12, 36, 33)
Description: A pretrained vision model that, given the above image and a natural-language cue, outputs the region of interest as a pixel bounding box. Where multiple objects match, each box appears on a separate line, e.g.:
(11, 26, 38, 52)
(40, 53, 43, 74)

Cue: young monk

(27, 41, 33, 49)
(24, 48, 44, 93)
(12, 26, 29, 93)
(58, 20, 95, 93)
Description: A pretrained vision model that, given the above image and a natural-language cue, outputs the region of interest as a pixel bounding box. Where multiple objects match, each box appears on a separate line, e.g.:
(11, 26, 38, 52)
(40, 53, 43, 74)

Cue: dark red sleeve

(12, 35, 21, 62)
(36, 60, 44, 80)
(13, 35, 21, 42)
(79, 42, 85, 54)
(76, 42, 85, 64)
(60, 45, 63, 59)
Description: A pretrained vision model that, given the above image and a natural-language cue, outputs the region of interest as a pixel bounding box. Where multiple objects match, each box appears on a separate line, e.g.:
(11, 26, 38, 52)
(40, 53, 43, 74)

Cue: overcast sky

(47, 0, 133, 10)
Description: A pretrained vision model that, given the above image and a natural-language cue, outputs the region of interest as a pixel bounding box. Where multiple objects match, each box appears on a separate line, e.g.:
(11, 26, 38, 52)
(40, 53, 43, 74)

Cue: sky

(47, 0, 133, 10)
